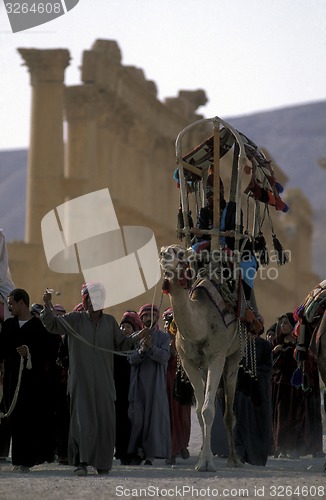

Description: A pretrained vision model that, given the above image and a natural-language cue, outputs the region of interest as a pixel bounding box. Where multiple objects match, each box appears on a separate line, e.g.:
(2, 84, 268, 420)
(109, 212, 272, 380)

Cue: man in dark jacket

(0, 288, 58, 472)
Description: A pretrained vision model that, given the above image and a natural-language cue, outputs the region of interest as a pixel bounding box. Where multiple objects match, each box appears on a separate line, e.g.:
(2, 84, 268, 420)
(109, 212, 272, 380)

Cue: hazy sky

(1, 0, 326, 149)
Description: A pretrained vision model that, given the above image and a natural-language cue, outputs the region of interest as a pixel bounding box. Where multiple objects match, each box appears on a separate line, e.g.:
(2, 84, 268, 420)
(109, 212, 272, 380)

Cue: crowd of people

(1, 282, 324, 477)
(0, 221, 325, 475)
(0, 282, 325, 475)
(211, 311, 325, 466)
(0, 281, 192, 475)
(270, 313, 324, 459)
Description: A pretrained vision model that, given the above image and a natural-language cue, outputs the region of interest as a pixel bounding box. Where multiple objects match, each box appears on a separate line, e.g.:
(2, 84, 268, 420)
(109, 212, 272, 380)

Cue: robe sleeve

(257, 339, 272, 376)
(128, 349, 146, 365)
(149, 334, 170, 366)
(128, 329, 170, 366)
(41, 307, 74, 336)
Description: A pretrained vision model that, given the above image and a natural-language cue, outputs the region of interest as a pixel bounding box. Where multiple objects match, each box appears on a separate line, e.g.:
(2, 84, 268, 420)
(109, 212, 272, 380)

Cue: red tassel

(162, 279, 170, 294)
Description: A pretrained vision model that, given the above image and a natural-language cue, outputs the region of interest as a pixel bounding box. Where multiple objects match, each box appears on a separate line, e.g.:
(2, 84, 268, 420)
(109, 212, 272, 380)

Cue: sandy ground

(0, 410, 325, 500)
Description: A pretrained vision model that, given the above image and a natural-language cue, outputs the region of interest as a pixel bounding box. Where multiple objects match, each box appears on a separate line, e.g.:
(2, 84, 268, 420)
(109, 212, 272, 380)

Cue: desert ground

(0, 409, 325, 500)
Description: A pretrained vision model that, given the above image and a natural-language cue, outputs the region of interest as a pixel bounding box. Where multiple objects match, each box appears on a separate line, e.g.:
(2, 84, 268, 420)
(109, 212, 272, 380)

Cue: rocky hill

(0, 101, 325, 276)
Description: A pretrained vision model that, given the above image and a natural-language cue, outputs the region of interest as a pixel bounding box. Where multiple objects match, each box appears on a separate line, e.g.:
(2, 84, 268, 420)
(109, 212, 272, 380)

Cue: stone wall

(7, 39, 320, 329)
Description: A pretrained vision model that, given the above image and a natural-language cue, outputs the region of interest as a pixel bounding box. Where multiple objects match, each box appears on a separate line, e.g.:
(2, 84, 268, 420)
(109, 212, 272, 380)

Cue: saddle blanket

(189, 278, 236, 328)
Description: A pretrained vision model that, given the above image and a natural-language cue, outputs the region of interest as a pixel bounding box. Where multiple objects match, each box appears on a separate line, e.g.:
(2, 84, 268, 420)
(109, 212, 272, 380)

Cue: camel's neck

(167, 278, 200, 340)
(167, 278, 189, 304)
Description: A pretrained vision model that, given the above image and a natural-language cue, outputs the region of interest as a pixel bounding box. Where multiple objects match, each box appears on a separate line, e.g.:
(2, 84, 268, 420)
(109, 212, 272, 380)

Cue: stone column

(64, 85, 99, 195)
(96, 91, 135, 192)
(18, 48, 70, 244)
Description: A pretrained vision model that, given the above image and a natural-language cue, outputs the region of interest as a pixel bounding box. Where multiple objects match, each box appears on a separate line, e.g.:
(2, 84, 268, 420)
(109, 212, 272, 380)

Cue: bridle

(160, 247, 190, 293)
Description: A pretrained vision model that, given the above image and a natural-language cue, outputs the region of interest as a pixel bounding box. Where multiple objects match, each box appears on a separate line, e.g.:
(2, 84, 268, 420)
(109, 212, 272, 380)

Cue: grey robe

(211, 337, 273, 465)
(42, 309, 132, 470)
(127, 328, 171, 459)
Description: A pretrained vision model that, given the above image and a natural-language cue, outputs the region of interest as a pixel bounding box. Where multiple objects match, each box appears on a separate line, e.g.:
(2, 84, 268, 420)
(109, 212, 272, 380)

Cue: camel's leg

(181, 359, 206, 438)
(223, 349, 243, 467)
(317, 337, 326, 387)
(317, 312, 326, 387)
(196, 354, 227, 472)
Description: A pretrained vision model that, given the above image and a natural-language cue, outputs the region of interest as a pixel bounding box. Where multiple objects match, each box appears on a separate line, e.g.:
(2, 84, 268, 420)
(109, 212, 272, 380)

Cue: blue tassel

(291, 367, 303, 388)
(275, 181, 284, 193)
(173, 169, 180, 182)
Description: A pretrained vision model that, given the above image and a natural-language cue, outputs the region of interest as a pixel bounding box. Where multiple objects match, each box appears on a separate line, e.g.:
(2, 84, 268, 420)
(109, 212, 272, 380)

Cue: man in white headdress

(42, 282, 143, 476)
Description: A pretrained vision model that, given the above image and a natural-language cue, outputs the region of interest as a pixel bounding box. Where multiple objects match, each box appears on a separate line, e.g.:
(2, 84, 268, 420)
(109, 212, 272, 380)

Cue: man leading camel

(42, 282, 144, 476)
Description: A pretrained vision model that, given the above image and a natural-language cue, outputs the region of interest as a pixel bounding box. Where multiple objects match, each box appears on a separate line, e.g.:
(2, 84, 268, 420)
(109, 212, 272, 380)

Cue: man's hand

(43, 290, 52, 308)
(138, 328, 152, 352)
(132, 327, 151, 342)
(143, 334, 152, 350)
(16, 345, 28, 358)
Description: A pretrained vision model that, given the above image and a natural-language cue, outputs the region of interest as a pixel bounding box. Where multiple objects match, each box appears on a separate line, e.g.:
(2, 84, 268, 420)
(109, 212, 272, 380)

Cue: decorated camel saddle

(172, 117, 288, 336)
(189, 275, 264, 336)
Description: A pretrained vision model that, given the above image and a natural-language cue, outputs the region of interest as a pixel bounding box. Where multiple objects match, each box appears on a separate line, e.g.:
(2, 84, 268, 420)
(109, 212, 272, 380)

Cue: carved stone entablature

(97, 106, 117, 129)
(96, 89, 136, 133)
(146, 81, 158, 98)
(65, 85, 98, 122)
(81, 40, 122, 85)
(94, 77, 160, 141)
(81, 49, 121, 88)
(164, 89, 208, 120)
(125, 66, 146, 84)
(18, 48, 70, 85)
(151, 134, 175, 164)
(128, 121, 152, 151)
(124, 67, 158, 97)
(81, 41, 161, 129)
(91, 39, 122, 63)
(81, 50, 97, 84)
(179, 89, 208, 108)
(80, 40, 207, 143)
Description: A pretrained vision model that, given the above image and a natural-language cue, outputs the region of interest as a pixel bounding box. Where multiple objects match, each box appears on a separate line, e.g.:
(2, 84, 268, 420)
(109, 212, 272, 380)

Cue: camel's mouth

(159, 246, 193, 289)
(159, 246, 186, 266)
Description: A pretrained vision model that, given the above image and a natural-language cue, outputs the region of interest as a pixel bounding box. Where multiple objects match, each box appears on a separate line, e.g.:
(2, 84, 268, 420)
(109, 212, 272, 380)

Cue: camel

(316, 314, 326, 473)
(316, 310, 326, 387)
(294, 281, 326, 471)
(306, 308, 326, 473)
(296, 280, 326, 386)
(159, 244, 243, 471)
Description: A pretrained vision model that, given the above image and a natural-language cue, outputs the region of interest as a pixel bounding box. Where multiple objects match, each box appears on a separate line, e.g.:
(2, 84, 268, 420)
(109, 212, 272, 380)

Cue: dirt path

(0, 410, 325, 500)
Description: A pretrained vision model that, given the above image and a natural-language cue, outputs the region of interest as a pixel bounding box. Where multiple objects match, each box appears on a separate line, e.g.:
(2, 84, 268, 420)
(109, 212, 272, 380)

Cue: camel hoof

(195, 461, 216, 472)
(227, 457, 244, 468)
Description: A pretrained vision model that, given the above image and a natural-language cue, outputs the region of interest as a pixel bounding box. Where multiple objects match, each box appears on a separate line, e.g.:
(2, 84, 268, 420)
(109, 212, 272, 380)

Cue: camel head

(159, 245, 195, 292)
